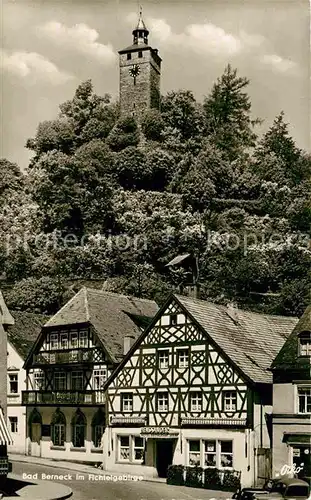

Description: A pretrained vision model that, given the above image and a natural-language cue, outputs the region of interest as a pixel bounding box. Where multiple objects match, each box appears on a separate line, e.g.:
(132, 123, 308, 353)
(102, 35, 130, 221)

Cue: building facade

(271, 305, 311, 484)
(103, 294, 297, 486)
(22, 288, 158, 463)
(118, 10, 161, 118)
(7, 311, 46, 454)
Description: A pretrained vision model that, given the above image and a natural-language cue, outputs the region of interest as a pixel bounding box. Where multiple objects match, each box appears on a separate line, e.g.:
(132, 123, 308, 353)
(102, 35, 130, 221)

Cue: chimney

(123, 334, 135, 355)
(226, 302, 239, 324)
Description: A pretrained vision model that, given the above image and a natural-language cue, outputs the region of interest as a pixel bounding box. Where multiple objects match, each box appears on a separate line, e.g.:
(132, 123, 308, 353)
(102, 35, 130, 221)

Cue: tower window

(127, 53, 131, 60)
(138, 51, 143, 58)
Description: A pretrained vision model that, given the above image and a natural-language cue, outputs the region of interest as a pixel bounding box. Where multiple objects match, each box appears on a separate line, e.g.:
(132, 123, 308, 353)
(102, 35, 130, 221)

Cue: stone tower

(118, 9, 161, 118)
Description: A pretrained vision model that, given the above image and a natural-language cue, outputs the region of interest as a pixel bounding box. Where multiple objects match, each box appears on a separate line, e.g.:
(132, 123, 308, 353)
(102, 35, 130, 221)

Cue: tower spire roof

(132, 6, 149, 45)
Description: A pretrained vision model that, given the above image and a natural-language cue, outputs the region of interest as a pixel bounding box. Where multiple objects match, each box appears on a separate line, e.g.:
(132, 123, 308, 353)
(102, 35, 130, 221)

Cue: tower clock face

(129, 64, 141, 78)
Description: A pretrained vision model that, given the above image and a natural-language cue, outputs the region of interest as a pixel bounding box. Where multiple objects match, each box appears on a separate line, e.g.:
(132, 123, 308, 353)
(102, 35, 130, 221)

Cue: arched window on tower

(71, 409, 86, 448)
(51, 408, 66, 446)
(91, 409, 105, 448)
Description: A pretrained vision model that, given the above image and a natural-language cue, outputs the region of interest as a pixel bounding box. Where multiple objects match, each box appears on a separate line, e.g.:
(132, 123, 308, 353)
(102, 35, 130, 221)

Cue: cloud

(126, 13, 265, 57)
(0, 49, 73, 84)
(38, 21, 116, 63)
(260, 54, 297, 73)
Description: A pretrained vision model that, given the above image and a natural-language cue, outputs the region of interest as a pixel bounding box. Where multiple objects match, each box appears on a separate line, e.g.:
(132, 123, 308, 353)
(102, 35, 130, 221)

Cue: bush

(203, 467, 222, 489)
(167, 465, 184, 486)
(222, 470, 241, 492)
(185, 466, 203, 488)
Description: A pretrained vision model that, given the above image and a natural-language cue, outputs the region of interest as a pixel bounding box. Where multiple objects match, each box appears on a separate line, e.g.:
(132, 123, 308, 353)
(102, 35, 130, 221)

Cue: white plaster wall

(7, 341, 27, 454)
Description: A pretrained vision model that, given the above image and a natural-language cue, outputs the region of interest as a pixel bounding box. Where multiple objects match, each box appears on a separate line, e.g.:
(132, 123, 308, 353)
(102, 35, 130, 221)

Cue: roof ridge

(84, 287, 90, 322)
(84, 287, 157, 304)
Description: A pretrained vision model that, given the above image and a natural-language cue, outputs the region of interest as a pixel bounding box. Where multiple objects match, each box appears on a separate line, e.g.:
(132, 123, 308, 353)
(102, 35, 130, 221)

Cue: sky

(1, 0, 310, 170)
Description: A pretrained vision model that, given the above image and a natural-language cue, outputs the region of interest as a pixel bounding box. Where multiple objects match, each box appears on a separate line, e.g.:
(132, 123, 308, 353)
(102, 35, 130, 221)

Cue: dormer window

(299, 331, 311, 356)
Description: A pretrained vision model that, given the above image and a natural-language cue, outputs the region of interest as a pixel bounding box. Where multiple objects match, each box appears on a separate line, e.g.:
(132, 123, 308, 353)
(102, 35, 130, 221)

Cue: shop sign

(140, 427, 178, 438)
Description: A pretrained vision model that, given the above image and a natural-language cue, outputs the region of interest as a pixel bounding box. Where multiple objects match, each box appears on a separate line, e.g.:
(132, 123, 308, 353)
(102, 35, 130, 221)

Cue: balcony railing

(33, 349, 104, 365)
(22, 390, 105, 406)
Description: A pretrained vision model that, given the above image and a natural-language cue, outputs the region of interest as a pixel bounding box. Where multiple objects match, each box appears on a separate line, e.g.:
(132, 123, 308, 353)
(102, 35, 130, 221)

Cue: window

(71, 410, 86, 448)
(93, 369, 107, 390)
(92, 409, 105, 448)
(204, 440, 216, 466)
(299, 331, 311, 356)
(60, 333, 68, 349)
(117, 435, 145, 463)
(220, 441, 233, 467)
(54, 372, 66, 390)
(189, 441, 200, 465)
(158, 350, 169, 369)
(121, 393, 133, 412)
(127, 53, 131, 60)
(190, 392, 202, 412)
(178, 349, 189, 368)
(138, 51, 143, 58)
(188, 439, 233, 468)
(298, 387, 311, 413)
(50, 334, 58, 349)
(170, 314, 177, 325)
(223, 391, 237, 411)
(34, 370, 44, 390)
(133, 436, 144, 461)
(8, 374, 18, 394)
(51, 409, 66, 447)
(70, 332, 78, 348)
(119, 435, 130, 460)
(157, 392, 168, 412)
(79, 330, 88, 348)
(9, 417, 18, 433)
(71, 371, 83, 391)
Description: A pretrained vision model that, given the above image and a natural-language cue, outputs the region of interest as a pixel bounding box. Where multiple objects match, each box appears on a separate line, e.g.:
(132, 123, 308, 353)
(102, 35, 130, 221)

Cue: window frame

(190, 391, 202, 412)
(79, 330, 88, 348)
(8, 373, 18, 394)
(49, 333, 59, 350)
(297, 386, 311, 414)
(177, 348, 189, 368)
(222, 391, 237, 412)
(71, 371, 84, 391)
(158, 349, 169, 369)
(34, 370, 44, 390)
(156, 392, 168, 412)
(121, 393, 133, 413)
(9, 416, 18, 433)
(117, 435, 145, 463)
(299, 331, 311, 356)
(187, 439, 234, 469)
(54, 371, 67, 391)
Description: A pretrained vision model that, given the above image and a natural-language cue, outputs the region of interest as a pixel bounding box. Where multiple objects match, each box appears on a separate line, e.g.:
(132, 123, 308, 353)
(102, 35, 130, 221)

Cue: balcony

(33, 349, 104, 366)
(22, 390, 105, 406)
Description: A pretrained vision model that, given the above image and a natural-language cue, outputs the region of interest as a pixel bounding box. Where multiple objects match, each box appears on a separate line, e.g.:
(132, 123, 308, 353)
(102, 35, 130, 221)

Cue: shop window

(119, 435, 130, 460)
(117, 435, 145, 463)
(188, 439, 233, 468)
(71, 410, 86, 448)
(189, 440, 200, 465)
(204, 440, 216, 466)
(220, 440, 233, 467)
(51, 409, 66, 446)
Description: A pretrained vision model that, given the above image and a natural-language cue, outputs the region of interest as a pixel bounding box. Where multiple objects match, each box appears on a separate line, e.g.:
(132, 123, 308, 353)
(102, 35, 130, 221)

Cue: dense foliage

(1, 66, 310, 315)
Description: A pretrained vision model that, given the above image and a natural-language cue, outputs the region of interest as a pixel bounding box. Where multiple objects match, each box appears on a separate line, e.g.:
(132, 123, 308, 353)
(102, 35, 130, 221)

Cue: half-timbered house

(271, 305, 311, 484)
(22, 288, 158, 463)
(103, 293, 297, 486)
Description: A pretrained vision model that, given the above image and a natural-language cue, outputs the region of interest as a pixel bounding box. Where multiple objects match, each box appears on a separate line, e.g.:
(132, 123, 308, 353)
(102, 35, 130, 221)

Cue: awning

(0, 409, 13, 445)
(283, 433, 311, 446)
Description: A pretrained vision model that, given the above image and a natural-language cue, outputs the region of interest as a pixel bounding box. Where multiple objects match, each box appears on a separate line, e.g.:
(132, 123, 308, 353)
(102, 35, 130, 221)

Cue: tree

(141, 109, 164, 141)
(0, 159, 24, 203)
(161, 90, 204, 140)
(204, 65, 260, 160)
(106, 115, 140, 151)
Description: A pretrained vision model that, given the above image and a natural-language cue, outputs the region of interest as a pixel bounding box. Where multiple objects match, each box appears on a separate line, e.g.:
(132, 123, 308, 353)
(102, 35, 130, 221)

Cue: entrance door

(31, 423, 41, 457)
(293, 447, 311, 483)
(156, 440, 174, 478)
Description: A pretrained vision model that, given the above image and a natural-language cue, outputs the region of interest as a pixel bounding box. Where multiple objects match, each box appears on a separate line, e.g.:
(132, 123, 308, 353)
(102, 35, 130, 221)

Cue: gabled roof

(8, 311, 48, 360)
(104, 293, 298, 388)
(271, 304, 311, 371)
(176, 295, 297, 384)
(39, 288, 158, 364)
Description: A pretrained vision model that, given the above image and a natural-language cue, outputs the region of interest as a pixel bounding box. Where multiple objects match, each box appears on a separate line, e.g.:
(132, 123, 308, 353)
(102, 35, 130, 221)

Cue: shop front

(284, 433, 311, 484)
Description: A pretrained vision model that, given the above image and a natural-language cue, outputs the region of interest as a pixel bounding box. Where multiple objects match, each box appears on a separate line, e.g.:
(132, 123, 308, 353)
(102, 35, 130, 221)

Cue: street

(10, 461, 233, 500)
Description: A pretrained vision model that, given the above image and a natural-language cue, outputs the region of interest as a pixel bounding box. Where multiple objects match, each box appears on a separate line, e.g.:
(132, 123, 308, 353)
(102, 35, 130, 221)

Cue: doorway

(156, 440, 174, 478)
(292, 446, 311, 484)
